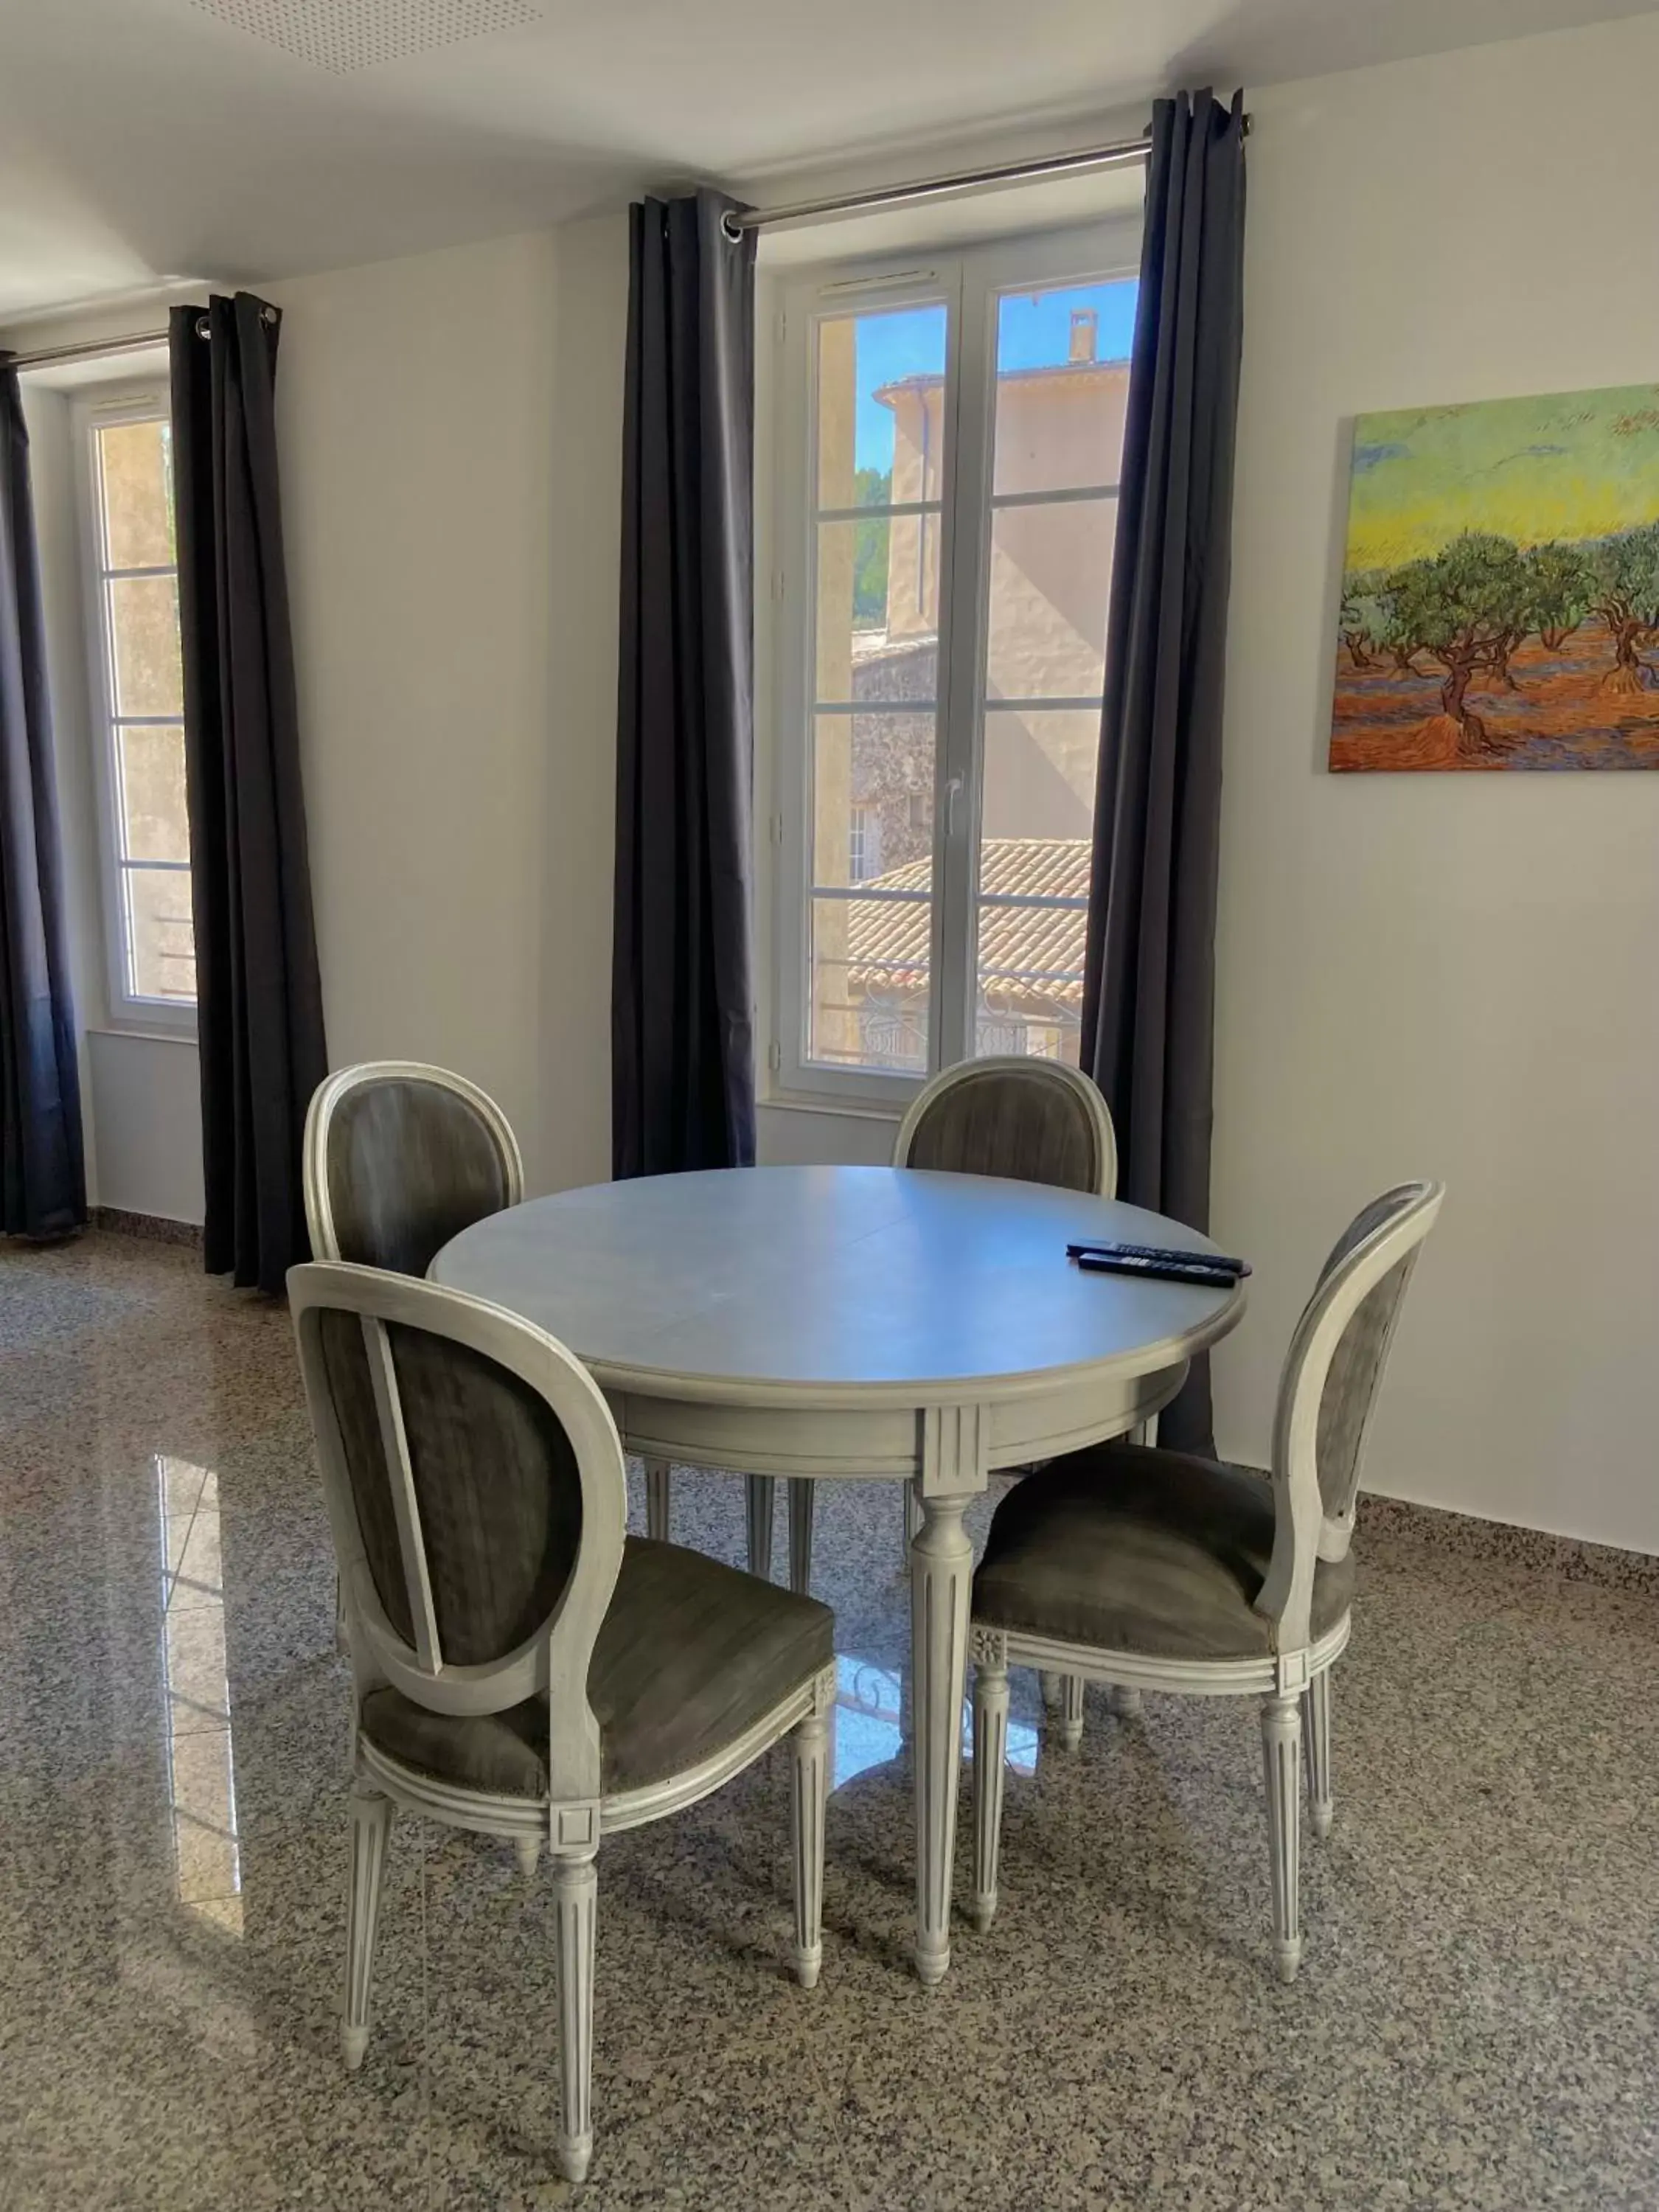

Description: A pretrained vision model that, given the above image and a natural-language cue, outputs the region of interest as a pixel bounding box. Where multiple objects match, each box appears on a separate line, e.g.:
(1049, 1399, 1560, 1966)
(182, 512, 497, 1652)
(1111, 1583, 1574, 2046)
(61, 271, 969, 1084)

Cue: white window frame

(72, 383, 197, 1035)
(765, 215, 1141, 1111)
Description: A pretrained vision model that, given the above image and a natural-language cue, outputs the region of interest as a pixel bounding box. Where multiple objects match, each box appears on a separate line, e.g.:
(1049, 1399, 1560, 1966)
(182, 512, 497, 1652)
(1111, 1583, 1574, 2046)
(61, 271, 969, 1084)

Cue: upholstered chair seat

(361, 1535, 833, 1797)
(968, 1182, 1444, 1984)
(973, 1447, 1355, 1662)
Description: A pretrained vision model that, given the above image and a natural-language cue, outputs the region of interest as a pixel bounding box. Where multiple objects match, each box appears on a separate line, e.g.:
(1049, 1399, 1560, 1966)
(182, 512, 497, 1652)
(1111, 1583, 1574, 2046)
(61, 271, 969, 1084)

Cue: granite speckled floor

(3, 1229, 1657, 2210)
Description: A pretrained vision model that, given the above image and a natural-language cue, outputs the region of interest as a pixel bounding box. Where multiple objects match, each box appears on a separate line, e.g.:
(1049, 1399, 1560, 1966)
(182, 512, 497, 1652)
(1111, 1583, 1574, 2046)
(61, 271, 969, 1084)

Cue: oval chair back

(893, 1056, 1116, 1197)
(289, 1262, 625, 1803)
(304, 1061, 524, 1278)
(1258, 1182, 1444, 1651)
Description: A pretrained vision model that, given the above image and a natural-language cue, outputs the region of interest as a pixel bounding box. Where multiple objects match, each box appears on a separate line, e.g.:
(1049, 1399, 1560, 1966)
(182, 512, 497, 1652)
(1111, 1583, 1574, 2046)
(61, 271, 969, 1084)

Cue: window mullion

(933, 258, 994, 1073)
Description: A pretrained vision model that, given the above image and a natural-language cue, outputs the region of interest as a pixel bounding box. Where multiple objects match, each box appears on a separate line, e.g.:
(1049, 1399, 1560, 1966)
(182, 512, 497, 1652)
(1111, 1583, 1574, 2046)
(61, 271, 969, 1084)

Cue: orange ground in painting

(1329, 630, 1659, 772)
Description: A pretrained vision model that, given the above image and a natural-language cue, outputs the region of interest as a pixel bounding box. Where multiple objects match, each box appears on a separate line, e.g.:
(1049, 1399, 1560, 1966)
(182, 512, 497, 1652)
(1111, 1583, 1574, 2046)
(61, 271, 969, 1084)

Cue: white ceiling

(1, 0, 1652, 323)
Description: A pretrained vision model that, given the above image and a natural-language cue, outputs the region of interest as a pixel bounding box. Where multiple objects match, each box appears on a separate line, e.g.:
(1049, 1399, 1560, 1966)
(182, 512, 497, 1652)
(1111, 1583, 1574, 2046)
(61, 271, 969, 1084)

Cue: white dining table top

(429, 1164, 1245, 1408)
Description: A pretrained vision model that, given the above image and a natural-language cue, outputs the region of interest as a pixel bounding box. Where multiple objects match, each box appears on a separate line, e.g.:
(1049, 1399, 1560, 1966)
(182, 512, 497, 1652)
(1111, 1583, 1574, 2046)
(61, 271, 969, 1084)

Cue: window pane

(992, 279, 1135, 497)
(981, 707, 1099, 842)
(125, 866, 196, 1001)
(817, 302, 948, 512)
(815, 515, 939, 704)
(109, 574, 184, 716)
(98, 418, 175, 569)
(984, 495, 1115, 703)
(969, 274, 1131, 1065)
(813, 709, 935, 888)
(117, 723, 189, 863)
(973, 834, 1089, 1068)
(812, 889, 930, 1073)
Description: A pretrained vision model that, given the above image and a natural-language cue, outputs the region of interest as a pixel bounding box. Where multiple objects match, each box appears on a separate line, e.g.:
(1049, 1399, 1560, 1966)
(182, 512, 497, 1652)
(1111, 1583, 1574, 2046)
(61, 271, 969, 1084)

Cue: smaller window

(77, 396, 196, 1023)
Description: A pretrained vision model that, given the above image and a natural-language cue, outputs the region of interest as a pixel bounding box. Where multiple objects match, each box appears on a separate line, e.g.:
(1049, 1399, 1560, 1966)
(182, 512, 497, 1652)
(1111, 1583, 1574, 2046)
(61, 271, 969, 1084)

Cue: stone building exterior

(821, 308, 1127, 1066)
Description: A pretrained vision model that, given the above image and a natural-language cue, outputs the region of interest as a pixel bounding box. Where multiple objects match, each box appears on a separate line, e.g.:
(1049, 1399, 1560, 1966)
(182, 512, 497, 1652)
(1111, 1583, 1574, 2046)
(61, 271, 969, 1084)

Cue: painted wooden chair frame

(290, 1262, 834, 2184)
(969, 1180, 1444, 1982)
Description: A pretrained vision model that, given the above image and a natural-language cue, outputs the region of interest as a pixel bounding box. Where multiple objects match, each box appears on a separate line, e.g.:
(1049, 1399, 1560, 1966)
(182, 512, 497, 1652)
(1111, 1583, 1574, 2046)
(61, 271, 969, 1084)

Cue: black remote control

(1066, 1239, 1251, 1279)
(1074, 1250, 1244, 1287)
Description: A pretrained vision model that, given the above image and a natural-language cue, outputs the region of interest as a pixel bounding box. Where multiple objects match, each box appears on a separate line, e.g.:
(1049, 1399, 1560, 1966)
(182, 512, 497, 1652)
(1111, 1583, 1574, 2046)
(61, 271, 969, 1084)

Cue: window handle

(944, 774, 964, 838)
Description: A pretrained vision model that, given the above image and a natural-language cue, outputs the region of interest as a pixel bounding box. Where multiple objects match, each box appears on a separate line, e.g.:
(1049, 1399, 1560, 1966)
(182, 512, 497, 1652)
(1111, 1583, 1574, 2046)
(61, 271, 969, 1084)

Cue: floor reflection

(156, 1455, 243, 1934)
(830, 1652, 1038, 1790)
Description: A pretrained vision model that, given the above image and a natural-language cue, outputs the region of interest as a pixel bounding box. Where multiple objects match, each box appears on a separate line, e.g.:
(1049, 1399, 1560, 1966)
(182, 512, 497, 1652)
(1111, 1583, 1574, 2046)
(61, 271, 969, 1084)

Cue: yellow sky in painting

(1342, 383, 1659, 574)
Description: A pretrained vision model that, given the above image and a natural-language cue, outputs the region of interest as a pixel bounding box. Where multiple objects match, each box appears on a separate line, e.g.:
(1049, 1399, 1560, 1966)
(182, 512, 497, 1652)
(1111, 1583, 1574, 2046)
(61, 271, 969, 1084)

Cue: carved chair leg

(1107, 1684, 1144, 1719)
(644, 1457, 672, 1542)
(514, 1833, 542, 1879)
(787, 1477, 816, 1596)
(790, 1705, 830, 1989)
(1057, 1673, 1085, 1750)
(746, 1474, 776, 1579)
(1303, 1669, 1333, 1840)
(342, 1785, 393, 2070)
(552, 1848, 599, 2184)
(1260, 1692, 1303, 1984)
(970, 1658, 1009, 1931)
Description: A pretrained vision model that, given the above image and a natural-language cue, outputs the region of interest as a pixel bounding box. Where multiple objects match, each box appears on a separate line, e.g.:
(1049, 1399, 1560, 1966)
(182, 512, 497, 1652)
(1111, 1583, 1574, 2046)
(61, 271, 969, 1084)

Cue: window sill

(759, 1092, 904, 1123)
(87, 1022, 199, 1048)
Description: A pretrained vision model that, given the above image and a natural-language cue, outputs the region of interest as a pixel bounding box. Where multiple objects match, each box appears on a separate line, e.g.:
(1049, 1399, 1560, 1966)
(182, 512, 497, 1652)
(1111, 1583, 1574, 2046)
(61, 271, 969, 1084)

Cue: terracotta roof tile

(844, 837, 1091, 1015)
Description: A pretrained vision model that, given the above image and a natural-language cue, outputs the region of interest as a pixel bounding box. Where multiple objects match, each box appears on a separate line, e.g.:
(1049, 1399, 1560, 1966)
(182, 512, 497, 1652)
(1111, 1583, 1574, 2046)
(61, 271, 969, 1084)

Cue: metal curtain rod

(9, 302, 279, 373)
(723, 108, 1251, 240)
(723, 129, 1153, 241)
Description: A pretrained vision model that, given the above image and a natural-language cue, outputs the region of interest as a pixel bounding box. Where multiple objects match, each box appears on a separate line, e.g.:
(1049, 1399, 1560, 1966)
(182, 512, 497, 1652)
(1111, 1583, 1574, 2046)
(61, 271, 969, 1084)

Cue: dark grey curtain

(613, 190, 757, 1178)
(0, 360, 86, 1238)
(170, 293, 326, 1293)
(1081, 89, 1247, 1454)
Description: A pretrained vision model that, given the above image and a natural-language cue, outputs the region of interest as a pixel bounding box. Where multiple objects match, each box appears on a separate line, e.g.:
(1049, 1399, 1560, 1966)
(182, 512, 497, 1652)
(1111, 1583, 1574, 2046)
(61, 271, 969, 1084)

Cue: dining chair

(303, 1059, 524, 1278)
(779, 1055, 1116, 1621)
(289, 1261, 835, 2185)
(967, 1180, 1442, 1983)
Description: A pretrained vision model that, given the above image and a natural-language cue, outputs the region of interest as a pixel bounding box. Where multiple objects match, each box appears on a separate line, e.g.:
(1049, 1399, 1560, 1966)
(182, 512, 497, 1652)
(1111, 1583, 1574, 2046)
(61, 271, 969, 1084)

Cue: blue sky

(850, 278, 1138, 473)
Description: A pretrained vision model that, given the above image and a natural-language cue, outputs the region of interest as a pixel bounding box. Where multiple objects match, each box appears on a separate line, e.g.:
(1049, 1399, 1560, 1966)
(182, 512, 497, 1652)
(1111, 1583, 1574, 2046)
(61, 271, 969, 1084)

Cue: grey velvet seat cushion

(360, 1537, 834, 1798)
(973, 1444, 1354, 1660)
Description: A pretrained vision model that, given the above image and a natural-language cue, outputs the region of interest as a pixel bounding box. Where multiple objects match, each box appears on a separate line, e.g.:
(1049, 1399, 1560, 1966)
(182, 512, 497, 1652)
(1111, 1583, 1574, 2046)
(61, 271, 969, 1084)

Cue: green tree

(1338, 568, 1388, 669)
(1587, 523, 1659, 693)
(1523, 541, 1594, 654)
(852, 467, 891, 629)
(1380, 532, 1531, 745)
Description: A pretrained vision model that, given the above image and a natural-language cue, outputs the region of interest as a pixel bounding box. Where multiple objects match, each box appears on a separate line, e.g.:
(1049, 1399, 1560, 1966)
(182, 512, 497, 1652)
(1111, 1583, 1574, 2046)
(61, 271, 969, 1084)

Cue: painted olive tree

(1587, 523, 1659, 694)
(1523, 542, 1595, 654)
(1380, 533, 1532, 749)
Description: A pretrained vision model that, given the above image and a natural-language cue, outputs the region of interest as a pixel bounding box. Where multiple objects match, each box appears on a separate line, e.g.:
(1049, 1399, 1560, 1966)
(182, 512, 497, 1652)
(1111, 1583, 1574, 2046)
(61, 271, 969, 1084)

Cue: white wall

(1208, 13, 1659, 1552)
(267, 221, 625, 1199)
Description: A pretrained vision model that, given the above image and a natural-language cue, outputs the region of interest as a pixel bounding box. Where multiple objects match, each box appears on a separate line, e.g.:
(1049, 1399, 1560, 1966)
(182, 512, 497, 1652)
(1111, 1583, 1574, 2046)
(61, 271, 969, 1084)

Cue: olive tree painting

(1329, 383, 1659, 771)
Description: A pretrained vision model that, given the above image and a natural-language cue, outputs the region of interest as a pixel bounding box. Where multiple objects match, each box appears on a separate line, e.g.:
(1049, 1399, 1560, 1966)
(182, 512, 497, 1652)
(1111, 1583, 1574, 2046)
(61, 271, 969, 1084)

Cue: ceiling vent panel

(188, 0, 546, 73)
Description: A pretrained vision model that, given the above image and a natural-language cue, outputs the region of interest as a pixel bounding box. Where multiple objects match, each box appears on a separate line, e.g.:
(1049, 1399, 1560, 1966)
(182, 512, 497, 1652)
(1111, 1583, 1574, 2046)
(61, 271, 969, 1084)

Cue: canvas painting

(1329, 383, 1659, 771)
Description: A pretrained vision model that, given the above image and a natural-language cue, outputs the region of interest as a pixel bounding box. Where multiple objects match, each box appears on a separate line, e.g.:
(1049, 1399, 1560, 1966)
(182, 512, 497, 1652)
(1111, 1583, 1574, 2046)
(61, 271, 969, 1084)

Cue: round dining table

(431, 1162, 1246, 1986)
